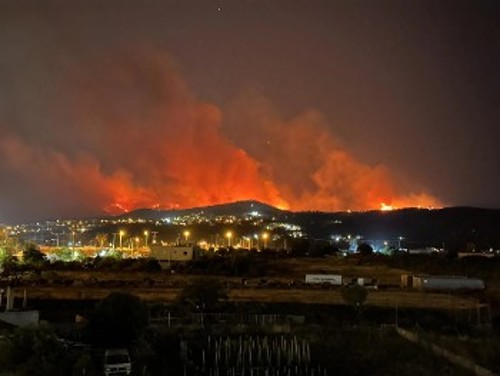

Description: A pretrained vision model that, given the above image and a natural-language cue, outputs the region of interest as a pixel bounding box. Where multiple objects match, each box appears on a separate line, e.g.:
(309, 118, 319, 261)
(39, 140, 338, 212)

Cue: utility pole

(71, 231, 76, 250)
(112, 233, 117, 250)
(151, 231, 159, 245)
(119, 230, 125, 250)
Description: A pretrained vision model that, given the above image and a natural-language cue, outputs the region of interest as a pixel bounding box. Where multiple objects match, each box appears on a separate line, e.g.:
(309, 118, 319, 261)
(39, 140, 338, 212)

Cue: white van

(103, 348, 132, 376)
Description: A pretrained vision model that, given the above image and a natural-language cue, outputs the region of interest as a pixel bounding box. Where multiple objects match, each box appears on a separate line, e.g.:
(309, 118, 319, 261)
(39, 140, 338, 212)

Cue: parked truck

(305, 274, 342, 285)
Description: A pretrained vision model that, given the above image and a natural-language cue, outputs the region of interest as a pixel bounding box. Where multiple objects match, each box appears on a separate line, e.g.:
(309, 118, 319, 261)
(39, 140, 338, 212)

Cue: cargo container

(413, 275, 484, 290)
(401, 274, 412, 288)
(401, 274, 424, 288)
(305, 274, 342, 285)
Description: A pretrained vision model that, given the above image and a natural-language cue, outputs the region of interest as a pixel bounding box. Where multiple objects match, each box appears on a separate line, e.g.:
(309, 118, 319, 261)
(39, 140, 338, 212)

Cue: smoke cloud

(224, 94, 440, 211)
(0, 49, 439, 222)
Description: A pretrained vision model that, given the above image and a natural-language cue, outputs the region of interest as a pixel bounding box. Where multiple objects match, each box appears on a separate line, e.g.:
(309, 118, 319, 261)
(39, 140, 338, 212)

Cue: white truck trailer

(305, 274, 342, 285)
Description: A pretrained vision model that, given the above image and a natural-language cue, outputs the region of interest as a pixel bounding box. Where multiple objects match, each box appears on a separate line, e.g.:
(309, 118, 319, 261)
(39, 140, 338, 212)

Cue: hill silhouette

(119, 200, 284, 221)
(118, 202, 500, 249)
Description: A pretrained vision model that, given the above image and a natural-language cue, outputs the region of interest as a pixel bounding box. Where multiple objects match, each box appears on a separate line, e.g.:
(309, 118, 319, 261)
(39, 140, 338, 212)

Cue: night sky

(0, 0, 499, 223)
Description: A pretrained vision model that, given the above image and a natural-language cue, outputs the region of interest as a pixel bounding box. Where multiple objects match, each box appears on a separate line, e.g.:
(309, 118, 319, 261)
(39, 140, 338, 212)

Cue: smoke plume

(0, 49, 439, 221)
(224, 94, 441, 212)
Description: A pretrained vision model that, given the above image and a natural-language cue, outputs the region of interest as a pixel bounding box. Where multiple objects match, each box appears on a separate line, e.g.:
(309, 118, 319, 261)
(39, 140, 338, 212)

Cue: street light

(119, 230, 125, 250)
(398, 236, 404, 250)
(144, 230, 149, 247)
(184, 230, 190, 244)
(226, 231, 233, 247)
(262, 232, 269, 249)
(151, 231, 158, 245)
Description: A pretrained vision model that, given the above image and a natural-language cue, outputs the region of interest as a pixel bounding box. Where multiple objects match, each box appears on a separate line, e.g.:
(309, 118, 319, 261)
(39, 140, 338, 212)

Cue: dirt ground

(11, 284, 479, 310)
(4, 256, 487, 311)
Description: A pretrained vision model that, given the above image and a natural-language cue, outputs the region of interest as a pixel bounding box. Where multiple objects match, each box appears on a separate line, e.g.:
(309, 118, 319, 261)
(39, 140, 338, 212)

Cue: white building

(149, 245, 196, 269)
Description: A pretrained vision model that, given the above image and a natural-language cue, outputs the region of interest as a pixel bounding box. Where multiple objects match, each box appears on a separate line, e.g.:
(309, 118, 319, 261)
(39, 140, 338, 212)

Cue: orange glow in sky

(0, 50, 441, 218)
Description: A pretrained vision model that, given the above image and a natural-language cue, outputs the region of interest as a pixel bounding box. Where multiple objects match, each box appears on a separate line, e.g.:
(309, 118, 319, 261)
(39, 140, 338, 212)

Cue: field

(7, 255, 485, 311)
(11, 284, 480, 310)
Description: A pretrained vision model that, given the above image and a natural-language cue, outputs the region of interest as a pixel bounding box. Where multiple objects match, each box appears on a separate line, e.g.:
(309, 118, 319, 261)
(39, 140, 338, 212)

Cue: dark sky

(0, 0, 499, 223)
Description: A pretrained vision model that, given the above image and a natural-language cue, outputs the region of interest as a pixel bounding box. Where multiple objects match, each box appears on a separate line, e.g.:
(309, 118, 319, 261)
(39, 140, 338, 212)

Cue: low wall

(0, 310, 40, 327)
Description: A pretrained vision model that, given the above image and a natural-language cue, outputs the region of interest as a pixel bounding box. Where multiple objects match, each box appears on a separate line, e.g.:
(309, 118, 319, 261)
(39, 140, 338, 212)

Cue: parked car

(103, 348, 132, 376)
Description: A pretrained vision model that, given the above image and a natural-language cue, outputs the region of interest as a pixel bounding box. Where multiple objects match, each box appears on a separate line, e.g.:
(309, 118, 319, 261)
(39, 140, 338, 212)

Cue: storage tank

(417, 276, 484, 290)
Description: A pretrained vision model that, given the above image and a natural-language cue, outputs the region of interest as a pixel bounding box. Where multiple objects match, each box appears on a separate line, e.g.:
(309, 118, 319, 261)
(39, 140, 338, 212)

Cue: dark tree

(357, 243, 374, 256)
(340, 285, 368, 313)
(288, 238, 311, 256)
(176, 278, 227, 311)
(309, 242, 340, 257)
(228, 252, 256, 276)
(22, 245, 47, 267)
(0, 326, 92, 375)
(87, 292, 149, 347)
(142, 257, 162, 272)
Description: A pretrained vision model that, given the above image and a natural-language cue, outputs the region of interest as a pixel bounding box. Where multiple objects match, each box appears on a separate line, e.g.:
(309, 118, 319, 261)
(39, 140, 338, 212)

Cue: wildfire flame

(380, 203, 394, 211)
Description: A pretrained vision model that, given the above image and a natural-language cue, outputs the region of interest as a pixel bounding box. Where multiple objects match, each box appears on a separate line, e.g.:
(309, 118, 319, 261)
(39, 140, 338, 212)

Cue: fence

(396, 327, 498, 376)
(181, 334, 327, 376)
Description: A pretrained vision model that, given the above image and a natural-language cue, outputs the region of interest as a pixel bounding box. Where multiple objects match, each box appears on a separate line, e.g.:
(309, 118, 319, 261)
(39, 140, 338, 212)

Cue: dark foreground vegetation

(2, 238, 500, 375)
(4, 244, 500, 281)
(2, 280, 500, 375)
